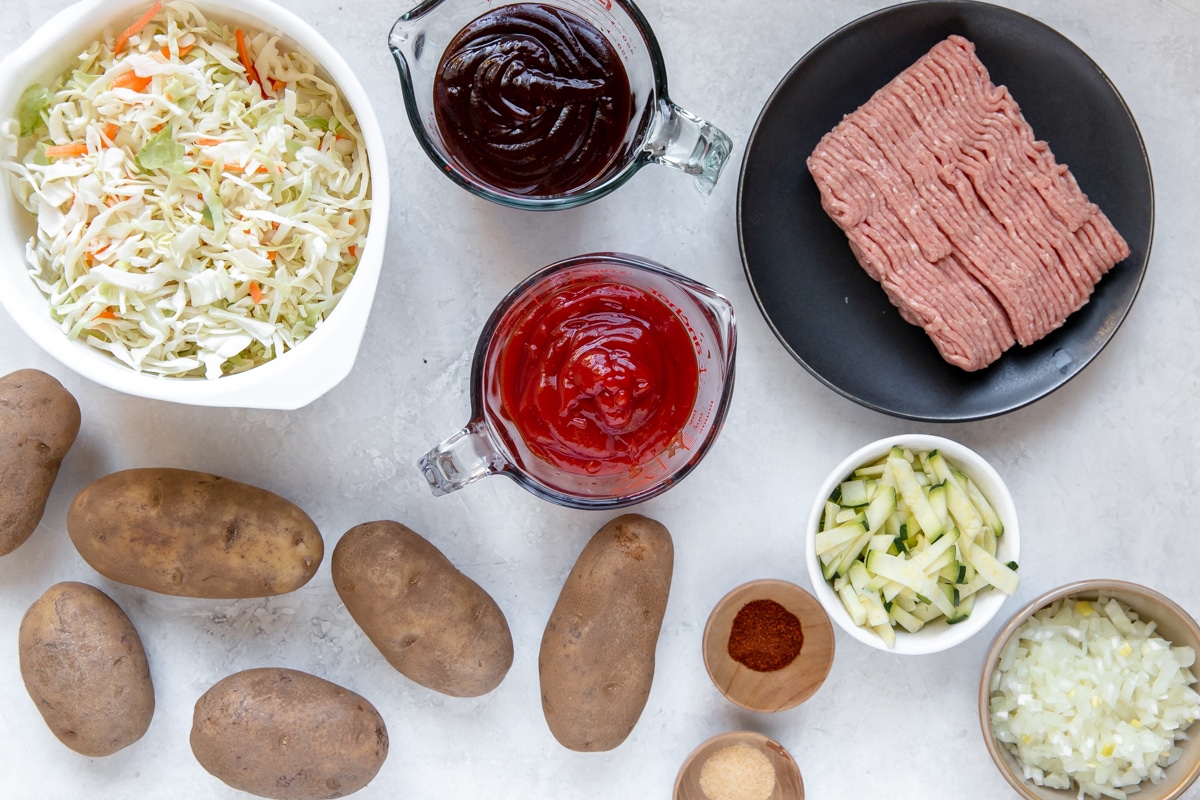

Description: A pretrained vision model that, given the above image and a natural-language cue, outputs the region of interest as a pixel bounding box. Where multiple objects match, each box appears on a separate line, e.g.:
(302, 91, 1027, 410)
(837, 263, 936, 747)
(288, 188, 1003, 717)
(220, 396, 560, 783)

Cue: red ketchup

(496, 280, 700, 476)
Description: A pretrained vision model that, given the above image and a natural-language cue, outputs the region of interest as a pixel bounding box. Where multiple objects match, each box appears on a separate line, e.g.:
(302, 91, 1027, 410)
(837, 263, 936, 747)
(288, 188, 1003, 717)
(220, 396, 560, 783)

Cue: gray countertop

(1, 0, 1198, 797)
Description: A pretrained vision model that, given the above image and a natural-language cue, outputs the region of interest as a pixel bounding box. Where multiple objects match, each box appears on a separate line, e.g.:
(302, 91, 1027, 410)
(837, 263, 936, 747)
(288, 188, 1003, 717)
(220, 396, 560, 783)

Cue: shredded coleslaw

(2, 0, 371, 378)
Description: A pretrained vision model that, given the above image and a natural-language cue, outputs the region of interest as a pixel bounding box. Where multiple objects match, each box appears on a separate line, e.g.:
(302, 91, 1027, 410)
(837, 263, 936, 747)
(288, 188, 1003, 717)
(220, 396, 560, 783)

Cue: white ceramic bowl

(804, 434, 1020, 655)
(0, 0, 389, 409)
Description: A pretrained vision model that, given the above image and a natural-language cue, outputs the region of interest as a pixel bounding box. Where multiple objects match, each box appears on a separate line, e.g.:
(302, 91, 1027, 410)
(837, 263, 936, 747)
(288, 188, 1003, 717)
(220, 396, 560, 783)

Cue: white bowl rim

(0, 0, 390, 409)
(803, 433, 1020, 655)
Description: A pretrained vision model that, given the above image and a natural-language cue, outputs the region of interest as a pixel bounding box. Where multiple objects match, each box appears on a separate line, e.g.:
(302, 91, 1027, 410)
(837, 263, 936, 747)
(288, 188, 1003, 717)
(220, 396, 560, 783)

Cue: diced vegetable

(817, 446, 1016, 647)
(990, 595, 1200, 798)
(960, 539, 1020, 596)
(889, 456, 945, 540)
(864, 485, 896, 533)
(838, 478, 871, 508)
(814, 519, 868, 556)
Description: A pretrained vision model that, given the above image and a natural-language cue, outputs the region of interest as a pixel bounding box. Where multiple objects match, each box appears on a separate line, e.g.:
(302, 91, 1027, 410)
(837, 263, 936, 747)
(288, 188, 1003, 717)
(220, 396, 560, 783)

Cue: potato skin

(67, 468, 322, 598)
(539, 513, 674, 751)
(0, 369, 80, 556)
(191, 668, 388, 800)
(332, 520, 513, 697)
(18, 581, 154, 756)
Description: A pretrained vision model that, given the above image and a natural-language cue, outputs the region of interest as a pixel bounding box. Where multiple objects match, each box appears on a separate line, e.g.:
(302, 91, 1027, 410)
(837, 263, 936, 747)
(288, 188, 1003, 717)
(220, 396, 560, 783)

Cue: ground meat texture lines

(807, 35, 1130, 372)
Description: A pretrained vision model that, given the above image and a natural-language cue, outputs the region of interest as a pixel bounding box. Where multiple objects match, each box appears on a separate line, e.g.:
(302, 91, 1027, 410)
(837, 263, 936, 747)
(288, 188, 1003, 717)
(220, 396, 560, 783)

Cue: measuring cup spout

(389, 0, 443, 73)
(418, 420, 503, 496)
(698, 285, 737, 353)
(388, 18, 415, 71)
(644, 100, 733, 195)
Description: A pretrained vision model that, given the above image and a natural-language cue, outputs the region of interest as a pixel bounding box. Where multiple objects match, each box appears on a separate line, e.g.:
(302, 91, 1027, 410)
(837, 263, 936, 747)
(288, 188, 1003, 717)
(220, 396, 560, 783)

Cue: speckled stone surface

(0, 1, 1198, 798)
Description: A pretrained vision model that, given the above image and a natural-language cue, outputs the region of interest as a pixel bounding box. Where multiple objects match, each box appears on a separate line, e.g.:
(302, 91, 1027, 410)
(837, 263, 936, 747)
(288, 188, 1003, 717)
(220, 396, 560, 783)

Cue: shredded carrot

(102, 122, 120, 141)
(45, 143, 89, 159)
(266, 251, 278, 261)
(84, 252, 95, 266)
(95, 308, 119, 320)
(347, 244, 357, 258)
(248, 281, 264, 304)
(200, 159, 268, 174)
(271, 78, 285, 93)
(114, 1, 162, 55)
(195, 137, 223, 146)
(160, 42, 196, 59)
(235, 29, 264, 97)
(111, 71, 153, 92)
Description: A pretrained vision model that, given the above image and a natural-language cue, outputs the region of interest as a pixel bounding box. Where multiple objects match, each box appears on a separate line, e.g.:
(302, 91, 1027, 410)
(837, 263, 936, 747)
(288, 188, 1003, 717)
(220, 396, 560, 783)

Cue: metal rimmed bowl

(979, 579, 1200, 800)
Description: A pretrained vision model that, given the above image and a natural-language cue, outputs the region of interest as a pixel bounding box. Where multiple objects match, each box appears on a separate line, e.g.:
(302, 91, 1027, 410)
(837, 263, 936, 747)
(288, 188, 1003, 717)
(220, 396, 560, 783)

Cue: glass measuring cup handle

(418, 420, 504, 496)
(643, 100, 733, 195)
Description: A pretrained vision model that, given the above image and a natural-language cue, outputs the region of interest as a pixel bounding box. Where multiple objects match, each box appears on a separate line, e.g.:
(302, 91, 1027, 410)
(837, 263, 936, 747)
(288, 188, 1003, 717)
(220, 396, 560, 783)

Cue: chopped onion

(989, 595, 1200, 799)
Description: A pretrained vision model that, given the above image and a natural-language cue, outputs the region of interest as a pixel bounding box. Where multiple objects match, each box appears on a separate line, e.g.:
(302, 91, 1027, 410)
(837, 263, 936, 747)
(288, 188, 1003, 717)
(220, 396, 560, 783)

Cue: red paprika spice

(727, 598, 804, 672)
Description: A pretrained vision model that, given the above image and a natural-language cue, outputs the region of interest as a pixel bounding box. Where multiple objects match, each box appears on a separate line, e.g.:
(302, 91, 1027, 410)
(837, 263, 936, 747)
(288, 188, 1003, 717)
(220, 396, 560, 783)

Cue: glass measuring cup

(388, 0, 733, 210)
(418, 253, 737, 508)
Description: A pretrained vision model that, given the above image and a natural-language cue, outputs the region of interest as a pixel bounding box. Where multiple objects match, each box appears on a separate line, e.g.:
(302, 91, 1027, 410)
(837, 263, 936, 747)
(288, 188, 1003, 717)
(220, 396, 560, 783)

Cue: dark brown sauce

(433, 3, 633, 197)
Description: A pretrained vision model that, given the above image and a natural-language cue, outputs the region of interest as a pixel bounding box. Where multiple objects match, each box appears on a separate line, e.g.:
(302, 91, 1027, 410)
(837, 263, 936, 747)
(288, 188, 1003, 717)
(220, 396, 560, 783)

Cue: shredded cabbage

(1, 0, 370, 378)
(990, 595, 1200, 799)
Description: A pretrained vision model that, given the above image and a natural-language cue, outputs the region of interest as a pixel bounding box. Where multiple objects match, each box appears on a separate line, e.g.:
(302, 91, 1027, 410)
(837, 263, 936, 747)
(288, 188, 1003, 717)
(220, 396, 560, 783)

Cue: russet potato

(190, 667, 388, 800)
(67, 467, 322, 598)
(18, 581, 154, 756)
(332, 520, 514, 697)
(0, 369, 80, 556)
(539, 513, 674, 751)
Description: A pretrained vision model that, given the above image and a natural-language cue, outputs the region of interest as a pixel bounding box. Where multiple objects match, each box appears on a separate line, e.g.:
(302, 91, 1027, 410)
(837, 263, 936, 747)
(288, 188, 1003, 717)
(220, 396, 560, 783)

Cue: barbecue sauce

(433, 3, 633, 197)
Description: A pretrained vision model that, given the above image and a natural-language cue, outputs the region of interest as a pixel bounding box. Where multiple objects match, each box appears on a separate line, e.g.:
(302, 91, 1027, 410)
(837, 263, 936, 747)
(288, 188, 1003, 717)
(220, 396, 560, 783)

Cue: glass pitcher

(388, 0, 733, 210)
(418, 253, 737, 508)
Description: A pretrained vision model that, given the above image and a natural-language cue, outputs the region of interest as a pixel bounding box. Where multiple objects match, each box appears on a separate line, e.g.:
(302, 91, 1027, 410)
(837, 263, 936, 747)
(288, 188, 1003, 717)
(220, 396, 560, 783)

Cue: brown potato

(0, 369, 80, 556)
(67, 468, 322, 598)
(191, 667, 388, 800)
(539, 513, 674, 751)
(332, 520, 513, 697)
(18, 581, 154, 756)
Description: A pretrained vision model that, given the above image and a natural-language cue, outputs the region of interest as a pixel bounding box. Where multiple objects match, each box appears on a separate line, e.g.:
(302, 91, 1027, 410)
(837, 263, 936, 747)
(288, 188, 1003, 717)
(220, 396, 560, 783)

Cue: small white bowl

(0, 0, 389, 409)
(804, 434, 1020, 655)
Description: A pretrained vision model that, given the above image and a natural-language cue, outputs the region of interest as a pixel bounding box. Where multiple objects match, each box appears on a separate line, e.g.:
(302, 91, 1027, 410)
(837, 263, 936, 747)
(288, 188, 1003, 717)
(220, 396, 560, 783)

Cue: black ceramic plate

(738, 0, 1153, 422)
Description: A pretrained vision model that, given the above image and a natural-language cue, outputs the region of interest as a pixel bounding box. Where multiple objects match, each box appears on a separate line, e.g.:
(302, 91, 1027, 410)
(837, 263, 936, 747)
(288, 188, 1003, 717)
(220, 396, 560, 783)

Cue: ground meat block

(807, 34, 1130, 370)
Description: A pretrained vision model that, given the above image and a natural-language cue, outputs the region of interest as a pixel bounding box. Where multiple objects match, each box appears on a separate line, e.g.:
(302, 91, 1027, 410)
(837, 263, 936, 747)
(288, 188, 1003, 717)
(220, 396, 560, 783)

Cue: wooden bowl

(702, 579, 835, 712)
(979, 579, 1200, 800)
(673, 730, 804, 800)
